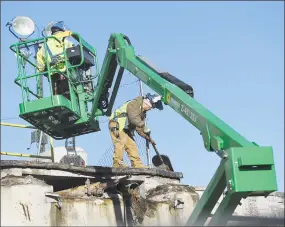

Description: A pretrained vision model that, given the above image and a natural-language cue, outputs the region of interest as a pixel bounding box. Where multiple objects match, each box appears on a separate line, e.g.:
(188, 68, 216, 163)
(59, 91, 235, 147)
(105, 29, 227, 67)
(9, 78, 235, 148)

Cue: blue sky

(1, 1, 284, 191)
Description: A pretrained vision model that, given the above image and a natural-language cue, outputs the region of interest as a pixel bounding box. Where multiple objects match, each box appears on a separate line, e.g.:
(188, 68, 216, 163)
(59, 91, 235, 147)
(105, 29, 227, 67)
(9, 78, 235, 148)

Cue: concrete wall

(0, 176, 197, 226)
(1, 175, 284, 226)
(1, 176, 53, 226)
(48, 194, 197, 226)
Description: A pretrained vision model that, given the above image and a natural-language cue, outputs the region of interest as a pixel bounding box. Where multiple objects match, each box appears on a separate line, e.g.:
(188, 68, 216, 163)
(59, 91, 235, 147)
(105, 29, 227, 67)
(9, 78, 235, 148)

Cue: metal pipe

(49, 136, 55, 163)
(1, 151, 52, 160)
(139, 79, 144, 96)
(36, 131, 43, 162)
(0, 122, 36, 129)
(16, 46, 27, 111)
(43, 38, 54, 106)
(15, 80, 41, 99)
(146, 139, 151, 167)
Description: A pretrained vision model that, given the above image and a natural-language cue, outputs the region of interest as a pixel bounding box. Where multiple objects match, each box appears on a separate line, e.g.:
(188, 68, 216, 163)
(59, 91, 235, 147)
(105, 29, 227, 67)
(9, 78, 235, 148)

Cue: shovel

(148, 138, 173, 171)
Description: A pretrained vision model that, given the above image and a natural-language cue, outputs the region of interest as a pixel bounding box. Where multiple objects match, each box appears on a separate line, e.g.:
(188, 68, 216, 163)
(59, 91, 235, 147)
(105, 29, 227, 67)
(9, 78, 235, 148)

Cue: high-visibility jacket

(109, 97, 150, 139)
(109, 101, 131, 131)
(36, 32, 74, 73)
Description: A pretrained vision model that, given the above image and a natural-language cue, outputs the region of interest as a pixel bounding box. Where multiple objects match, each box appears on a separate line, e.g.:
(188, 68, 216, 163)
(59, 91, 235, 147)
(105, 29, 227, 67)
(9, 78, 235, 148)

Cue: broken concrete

(0, 162, 192, 226)
(130, 183, 199, 226)
(1, 160, 284, 226)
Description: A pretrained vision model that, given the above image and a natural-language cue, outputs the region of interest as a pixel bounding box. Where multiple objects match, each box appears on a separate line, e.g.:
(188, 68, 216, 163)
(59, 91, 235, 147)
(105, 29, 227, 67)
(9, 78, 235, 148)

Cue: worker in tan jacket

(109, 93, 164, 168)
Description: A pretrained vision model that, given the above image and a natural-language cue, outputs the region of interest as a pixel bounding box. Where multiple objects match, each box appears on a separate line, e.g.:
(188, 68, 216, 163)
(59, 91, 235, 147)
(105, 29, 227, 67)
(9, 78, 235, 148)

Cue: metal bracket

(45, 192, 62, 210)
(85, 178, 91, 196)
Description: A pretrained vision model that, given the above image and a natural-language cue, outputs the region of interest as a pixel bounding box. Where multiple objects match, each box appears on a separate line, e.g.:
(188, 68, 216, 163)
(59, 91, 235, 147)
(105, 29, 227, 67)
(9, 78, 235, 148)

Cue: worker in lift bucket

(36, 21, 74, 100)
(109, 93, 164, 168)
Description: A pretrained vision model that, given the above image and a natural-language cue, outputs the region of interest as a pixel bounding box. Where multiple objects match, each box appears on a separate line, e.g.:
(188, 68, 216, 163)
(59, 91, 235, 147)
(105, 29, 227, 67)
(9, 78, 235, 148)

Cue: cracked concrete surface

(1, 161, 284, 226)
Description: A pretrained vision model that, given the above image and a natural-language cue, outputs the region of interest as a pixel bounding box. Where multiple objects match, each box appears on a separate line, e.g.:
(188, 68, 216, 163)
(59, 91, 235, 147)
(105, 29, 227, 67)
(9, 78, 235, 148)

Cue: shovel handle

(150, 142, 165, 165)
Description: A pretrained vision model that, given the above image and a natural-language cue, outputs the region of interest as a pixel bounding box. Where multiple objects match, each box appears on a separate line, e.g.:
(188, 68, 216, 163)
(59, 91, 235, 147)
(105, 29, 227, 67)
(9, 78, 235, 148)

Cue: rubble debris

(56, 180, 118, 198)
(125, 183, 199, 224)
(128, 187, 158, 224)
(146, 183, 197, 202)
(54, 176, 132, 198)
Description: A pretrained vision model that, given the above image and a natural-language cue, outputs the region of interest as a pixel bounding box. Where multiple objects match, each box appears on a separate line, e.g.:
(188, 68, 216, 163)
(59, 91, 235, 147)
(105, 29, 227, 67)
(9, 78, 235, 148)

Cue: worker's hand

(143, 126, 151, 134)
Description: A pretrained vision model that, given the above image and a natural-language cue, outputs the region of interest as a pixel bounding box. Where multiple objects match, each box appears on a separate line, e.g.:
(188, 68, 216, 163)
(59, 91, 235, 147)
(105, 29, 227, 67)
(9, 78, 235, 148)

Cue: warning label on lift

(168, 95, 197, 123)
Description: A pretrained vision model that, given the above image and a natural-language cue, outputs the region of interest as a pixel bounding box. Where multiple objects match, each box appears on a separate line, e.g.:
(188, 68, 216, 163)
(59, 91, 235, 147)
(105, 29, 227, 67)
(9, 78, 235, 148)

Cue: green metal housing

(11, 32, 278, 225)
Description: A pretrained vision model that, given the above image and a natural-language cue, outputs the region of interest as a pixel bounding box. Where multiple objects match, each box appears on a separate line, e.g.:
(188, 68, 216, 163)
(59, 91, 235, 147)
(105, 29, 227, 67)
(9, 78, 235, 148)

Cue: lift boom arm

(91, 33, 278, 226)
(93, 33, 254, 151)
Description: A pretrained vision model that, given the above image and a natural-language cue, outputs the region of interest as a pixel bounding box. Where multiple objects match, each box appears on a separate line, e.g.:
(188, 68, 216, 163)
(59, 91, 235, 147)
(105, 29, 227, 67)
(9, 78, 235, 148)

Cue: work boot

(113, 163, 129, 168)
(113, 158, 129, 168)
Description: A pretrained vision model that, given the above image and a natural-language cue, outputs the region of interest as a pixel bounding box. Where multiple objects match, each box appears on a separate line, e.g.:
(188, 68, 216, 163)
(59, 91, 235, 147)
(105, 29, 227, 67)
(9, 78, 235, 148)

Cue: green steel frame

(90, 33, 278, 225)
(11, 32, 278, 225)
(10, 32, 101, 139)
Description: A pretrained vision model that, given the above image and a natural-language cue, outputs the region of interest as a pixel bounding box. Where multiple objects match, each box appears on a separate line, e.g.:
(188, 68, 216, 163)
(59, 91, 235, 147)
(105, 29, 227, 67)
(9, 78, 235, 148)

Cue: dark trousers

(51, 74, 70, 100)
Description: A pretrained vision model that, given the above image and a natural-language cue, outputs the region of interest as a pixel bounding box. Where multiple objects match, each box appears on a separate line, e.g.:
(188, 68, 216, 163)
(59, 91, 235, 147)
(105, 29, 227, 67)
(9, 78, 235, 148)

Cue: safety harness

(45, 40, 66, 67)
(109, 101, 131, 132)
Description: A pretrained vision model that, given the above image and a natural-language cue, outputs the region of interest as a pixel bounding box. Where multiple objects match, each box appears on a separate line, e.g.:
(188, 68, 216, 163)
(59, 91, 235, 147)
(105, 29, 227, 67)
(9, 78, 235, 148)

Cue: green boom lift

(7, 17, 278, 226)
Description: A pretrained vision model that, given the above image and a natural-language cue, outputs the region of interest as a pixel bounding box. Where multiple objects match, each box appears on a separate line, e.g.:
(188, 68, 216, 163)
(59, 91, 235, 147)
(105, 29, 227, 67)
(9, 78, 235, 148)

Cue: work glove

(143, 126, 151, 134)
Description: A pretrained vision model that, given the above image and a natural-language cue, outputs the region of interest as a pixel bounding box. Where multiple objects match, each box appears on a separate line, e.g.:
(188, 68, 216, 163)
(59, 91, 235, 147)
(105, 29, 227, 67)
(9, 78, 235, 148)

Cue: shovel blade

(152, 154, 174, 172)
